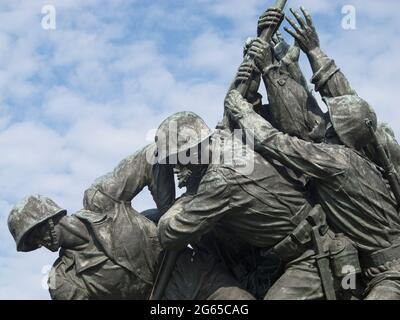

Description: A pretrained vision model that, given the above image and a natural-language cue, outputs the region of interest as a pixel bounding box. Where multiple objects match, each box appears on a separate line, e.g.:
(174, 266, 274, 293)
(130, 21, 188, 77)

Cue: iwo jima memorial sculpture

(7, 0, 400, 300)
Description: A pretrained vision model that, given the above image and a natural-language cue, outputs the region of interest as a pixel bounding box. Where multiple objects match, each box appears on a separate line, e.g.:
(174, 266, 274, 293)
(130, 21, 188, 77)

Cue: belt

(361, 242, 400, 269)
(265, 205, 328, 262)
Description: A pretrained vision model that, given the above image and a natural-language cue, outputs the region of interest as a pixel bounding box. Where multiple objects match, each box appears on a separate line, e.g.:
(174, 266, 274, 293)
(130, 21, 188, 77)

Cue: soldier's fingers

(260, 17, 282, 27)
(284, 26, 302, 42)
(290, 8, 306, 29)
(249, 44, 266, 55)
(248, 47, 262, 56)
(238, 66, 253, 73)
(238, 67, 252, 73)
(266, 11, 283, 20)
(300, 6, 314, 27)
(248, 51, 263, 61)
(238, 69, 252, 76)
(251, 40, 268, 49)
(241, 61, 253, 68)
(267, 7, 282, 14)
(236, 77, 251, 82)
(285, 16, 303, 35)
(237, 73, 252, 79)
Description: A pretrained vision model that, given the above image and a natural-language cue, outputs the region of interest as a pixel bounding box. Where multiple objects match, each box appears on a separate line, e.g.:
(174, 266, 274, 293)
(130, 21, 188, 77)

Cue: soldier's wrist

(307, 47, 329, 74)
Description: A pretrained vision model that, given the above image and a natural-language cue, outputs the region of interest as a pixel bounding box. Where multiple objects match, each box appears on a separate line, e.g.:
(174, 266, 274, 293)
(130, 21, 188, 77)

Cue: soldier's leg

(206, 286, 255, 300)
(141, 208, 162, 224)
(164, 247, 255, 300)
(365, 280, 400, 300)
(264, 256, 324, 300)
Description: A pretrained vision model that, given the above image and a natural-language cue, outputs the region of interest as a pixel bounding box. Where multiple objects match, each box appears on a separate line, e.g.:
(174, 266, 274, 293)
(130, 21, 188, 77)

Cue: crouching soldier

(8, 195, 254, 300)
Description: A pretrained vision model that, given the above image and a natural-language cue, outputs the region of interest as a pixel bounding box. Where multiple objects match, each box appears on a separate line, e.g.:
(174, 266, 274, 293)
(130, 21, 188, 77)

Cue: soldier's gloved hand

(234, 59, 261, 98)
(257, 7, 284, 37)
(224, 89, 254, 121)
(245, 37, 274, 73)
(236, 60, 256, 83)
(271, 31, 300, 64)
(284, 7, 320, 54)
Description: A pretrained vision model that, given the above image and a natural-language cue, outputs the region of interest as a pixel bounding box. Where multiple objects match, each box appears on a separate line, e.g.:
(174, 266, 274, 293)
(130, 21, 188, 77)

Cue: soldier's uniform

(82, 144, 254, 300)
(226, 87, 400, 299)
(157, 124, 349, 300)
(48, 204, 252, 300)
(83, 143, 175, 219)
(303, 48, 400, 172)
(49, 208, 159, 299)
(256, 45, 400, 172)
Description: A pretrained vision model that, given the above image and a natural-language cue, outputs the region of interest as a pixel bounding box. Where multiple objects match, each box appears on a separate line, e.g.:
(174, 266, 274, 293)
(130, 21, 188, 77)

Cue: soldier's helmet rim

(155, 111, 213, 163)
(8, 195, 67, 252)
(324, 95, 377, 150)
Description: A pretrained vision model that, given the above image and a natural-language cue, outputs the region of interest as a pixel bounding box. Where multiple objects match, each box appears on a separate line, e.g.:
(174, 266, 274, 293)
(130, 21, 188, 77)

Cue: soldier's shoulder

(74, 209, 108, 224)
(199, 167, 229, 191)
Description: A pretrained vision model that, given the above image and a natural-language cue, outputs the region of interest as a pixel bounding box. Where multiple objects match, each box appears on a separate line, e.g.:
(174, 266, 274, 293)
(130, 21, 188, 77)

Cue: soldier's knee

(207, 287, 255, 300)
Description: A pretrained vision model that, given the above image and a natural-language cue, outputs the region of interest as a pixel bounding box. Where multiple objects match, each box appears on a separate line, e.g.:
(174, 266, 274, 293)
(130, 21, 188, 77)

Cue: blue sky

(0, 0, 399, 299)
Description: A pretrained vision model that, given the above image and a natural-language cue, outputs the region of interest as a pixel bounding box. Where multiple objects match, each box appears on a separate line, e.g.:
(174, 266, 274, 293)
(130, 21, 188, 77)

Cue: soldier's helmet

(8, 195, 66, 252)
(324, 95, 377, 150)
(155, 112, 213, 163)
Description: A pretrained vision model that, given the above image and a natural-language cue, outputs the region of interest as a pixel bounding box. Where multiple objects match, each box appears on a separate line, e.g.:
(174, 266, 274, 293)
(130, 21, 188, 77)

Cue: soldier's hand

(245, 38, 273, 73)
(235, 60, 256, 83)
(234, 59, 262, 102)
(224, 90, 253, 121)
(271, 31, 300, 64)
(257, 7, 284, 37)
(284, 7, 320, 54)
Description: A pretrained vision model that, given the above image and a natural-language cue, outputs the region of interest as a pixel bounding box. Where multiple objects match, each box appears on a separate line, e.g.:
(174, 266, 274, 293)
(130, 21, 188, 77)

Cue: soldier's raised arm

(225, 89, 349, 182)
(284, 7, 355, 98)
(83, 143, 175, 215)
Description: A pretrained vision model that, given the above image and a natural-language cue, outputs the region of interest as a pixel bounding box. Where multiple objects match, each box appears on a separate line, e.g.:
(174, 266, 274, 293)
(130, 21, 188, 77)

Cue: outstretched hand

(284, 7, 319, 54)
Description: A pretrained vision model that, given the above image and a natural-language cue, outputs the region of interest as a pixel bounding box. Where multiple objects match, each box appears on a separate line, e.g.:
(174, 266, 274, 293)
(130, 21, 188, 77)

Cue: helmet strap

(47, 218, 60, 250)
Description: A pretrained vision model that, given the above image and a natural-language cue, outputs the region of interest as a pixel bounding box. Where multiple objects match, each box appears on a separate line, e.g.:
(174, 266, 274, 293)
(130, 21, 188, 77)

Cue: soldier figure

(225, 6, 400, 300)
(8, 194, 254, 300)
(155, 109, 358, 300)
(82, 142, 255, 300)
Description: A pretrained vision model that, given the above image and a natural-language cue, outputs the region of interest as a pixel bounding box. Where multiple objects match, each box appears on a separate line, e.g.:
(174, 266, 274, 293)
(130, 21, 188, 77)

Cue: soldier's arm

(225, 90, 349, 181)
(365, 123, 400, 175)
(245, 35, 325, 142)
(307, 47, 355, 98)
(150, 163, 176, 215)
(83, 143, 175, 214)
(284, 7, 355, 99)
(158, 171, 231, 250)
